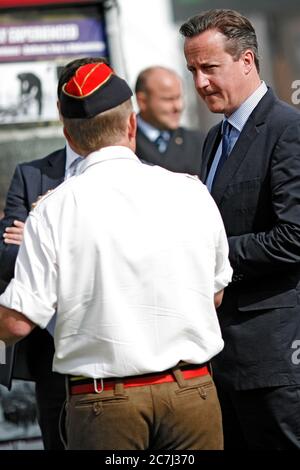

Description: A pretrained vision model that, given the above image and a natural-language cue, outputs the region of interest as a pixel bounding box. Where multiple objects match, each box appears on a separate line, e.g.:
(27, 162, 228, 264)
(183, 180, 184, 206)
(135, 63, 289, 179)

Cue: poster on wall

(0, 18, 107, 62)
(0, 16, 108, 124)
(0, 61, 59, 124)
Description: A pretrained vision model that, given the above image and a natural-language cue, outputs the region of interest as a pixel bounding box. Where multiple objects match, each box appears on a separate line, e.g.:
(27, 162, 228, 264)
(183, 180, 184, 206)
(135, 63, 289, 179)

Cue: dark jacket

(201, 88, 300, 390)
(136, 126, 204, 176)
(0, 148, 66, 388)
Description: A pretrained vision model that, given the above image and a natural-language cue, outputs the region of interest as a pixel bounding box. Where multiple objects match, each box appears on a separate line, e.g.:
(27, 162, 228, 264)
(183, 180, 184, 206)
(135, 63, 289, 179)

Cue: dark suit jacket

(0, 148, 66, 388)
(136, 126, 204, 176)
(201, 88, 300, 390)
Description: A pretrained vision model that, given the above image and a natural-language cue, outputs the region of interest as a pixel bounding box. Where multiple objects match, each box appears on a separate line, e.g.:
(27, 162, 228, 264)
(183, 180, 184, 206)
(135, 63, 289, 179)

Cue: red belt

(69, 365, 209, 395)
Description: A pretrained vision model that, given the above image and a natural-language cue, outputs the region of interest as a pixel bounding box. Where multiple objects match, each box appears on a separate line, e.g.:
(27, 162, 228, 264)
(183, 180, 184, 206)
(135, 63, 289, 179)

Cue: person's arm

(214, 289, 224, 308)
(0, 305, 36, 346)
(0, 165, 31, 281)
(0, 208, 57, 342)
(229, 120, 300, 279)
(207, 187, 233, 300)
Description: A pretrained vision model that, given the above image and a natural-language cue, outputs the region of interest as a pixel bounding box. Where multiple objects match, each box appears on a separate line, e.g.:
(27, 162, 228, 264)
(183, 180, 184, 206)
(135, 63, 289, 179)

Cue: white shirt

(45, 142, 83, 336)
(0, 146, 232, 378)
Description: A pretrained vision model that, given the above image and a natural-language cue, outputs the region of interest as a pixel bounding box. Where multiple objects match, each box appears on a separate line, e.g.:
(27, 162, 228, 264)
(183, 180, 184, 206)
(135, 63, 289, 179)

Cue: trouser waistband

(69, 363, 210, 395)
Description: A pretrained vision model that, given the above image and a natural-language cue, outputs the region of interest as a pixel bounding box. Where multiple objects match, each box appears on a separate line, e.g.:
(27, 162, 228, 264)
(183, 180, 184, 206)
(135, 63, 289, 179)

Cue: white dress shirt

(0, 146, 232, 378)
(45, 142, 83, 336)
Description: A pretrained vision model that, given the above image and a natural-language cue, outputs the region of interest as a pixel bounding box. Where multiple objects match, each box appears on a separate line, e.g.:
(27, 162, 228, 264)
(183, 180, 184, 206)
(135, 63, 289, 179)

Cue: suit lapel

(41, 148, 66, 194)
(211, 120, 260, 205)
(201, 124, 221, 181)
(136, 129, 161, 164)
(209, 88, 276, 206)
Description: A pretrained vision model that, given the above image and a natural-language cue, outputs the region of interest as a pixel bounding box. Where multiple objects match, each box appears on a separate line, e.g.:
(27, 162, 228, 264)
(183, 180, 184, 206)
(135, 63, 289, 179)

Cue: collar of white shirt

(79, 146, 140, 175)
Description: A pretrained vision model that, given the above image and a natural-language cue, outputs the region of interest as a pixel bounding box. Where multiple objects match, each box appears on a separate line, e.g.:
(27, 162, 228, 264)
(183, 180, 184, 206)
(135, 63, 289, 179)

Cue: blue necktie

(154, 131, 169, 153)
(212, 120, 233, 185)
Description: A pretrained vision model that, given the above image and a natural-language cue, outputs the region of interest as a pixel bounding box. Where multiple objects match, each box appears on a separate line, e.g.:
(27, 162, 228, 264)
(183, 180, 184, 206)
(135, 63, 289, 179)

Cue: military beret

(60, 62, 133, 118)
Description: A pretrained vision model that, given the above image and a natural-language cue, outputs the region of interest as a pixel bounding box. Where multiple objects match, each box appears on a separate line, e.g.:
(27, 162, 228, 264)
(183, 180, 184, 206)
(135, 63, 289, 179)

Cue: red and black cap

(60, 62, 133, 119)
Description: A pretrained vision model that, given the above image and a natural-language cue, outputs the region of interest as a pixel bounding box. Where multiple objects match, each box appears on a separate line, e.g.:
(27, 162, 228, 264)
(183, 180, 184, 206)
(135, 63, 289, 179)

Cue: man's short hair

(63, 99, 133, 154)
(179, 9, 260, 72)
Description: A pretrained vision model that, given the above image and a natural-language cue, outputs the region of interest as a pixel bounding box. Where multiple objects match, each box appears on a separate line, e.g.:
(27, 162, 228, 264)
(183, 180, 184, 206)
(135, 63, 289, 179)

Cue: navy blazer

(0, 148, 66, 387)
(136, 126, 204, 176)
(201, 88, 300, 389)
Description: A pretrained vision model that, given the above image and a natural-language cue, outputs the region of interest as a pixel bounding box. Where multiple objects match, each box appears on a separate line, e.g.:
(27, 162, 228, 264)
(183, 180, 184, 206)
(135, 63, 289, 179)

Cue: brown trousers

(66, 368, 223, 450)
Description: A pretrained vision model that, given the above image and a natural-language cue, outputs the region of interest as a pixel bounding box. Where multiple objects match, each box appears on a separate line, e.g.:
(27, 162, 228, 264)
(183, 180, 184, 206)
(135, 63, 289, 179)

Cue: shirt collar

(79, 146, 140, 174)
(137, 115, 170, 142)
(226, 81, 268, 132)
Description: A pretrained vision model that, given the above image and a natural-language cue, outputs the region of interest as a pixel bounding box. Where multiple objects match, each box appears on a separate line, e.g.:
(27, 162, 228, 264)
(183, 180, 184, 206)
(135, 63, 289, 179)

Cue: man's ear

(62, 125, 71, 143)
(128, 111, 137, 141)
(127, 111, 137, 152)
(242, 49, 255, 74)
(63, 126, 85, 156)
(63, 126, 76, 150)
(57, 100, 63, 122)
(135, 91, 147, 112)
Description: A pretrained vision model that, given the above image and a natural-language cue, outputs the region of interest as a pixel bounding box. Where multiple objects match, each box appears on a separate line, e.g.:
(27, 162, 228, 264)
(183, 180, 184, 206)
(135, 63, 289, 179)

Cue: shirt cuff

(214, 264, 233, 293)
(0, 278, 54, 329)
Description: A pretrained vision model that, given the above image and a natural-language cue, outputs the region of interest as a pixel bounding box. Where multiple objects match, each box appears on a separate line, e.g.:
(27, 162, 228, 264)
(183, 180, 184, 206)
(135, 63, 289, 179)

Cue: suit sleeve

(229, 119, 300, 278)
(0, 165, 30, 282)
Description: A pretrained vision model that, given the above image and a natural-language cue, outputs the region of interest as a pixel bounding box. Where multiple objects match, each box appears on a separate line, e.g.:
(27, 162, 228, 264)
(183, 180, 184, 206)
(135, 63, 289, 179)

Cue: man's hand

(3, 220, 25, 245)
(214, 289, 224, 309)
(0, 305, 36, 345)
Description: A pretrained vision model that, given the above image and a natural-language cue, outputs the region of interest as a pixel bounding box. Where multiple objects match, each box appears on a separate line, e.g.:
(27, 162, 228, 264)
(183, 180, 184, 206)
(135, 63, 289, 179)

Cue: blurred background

(0, 0, 299, 449)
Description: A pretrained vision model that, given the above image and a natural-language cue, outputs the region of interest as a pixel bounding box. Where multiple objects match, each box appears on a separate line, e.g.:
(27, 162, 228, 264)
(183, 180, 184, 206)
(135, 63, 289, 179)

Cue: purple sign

(0, 18, 107, 61)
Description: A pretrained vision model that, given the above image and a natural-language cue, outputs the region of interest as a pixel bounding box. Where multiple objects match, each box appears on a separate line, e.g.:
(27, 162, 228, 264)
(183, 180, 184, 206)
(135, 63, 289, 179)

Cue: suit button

(175, 137, 183, 145)
(232, 273, 244, 282)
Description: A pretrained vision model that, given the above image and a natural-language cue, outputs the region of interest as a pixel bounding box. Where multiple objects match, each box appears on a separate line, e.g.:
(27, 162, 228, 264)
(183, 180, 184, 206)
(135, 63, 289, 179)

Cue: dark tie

(212, 120, 233, 184)
(154, 132, 169, 153)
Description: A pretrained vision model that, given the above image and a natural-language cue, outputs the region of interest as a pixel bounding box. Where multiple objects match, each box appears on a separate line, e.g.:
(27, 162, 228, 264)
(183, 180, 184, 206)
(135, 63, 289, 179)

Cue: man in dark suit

(0, 56, 107, 449)
(180, 9, 300, 449)
(135, 66, 204, 175)
(0, 150, 67, 450)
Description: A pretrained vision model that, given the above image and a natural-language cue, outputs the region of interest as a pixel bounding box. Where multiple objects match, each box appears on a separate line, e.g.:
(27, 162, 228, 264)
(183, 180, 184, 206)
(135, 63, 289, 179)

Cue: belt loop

(114, 379, 125, 396)
(171, 364, 187, 389)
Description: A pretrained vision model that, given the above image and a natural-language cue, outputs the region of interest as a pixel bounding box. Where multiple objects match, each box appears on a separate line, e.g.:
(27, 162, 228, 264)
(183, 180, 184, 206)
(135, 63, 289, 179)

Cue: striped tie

(69, 157, 82, 178)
